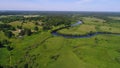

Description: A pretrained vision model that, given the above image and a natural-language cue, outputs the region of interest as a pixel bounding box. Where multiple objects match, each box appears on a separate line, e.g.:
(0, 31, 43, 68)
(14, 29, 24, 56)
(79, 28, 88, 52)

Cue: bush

(4, 31, 14, 38)
(19, 29, 32, 36)
(34, 26, 39, 31)
(7, 46, 14, 51)
(25, 29, 32, 36)
(24, 63, 28, 68)
(0, 41, 4, 48)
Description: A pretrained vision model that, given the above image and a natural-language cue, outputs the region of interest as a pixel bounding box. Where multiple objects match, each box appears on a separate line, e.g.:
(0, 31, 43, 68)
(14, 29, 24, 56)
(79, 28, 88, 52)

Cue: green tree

(2, 39, 10, 45)
(7, 46, 13, 51)
(34, 26, 39, 31)
(4, 31, 14, 38)
(25, 29, 32, 36)
(0, 41, 3, 48)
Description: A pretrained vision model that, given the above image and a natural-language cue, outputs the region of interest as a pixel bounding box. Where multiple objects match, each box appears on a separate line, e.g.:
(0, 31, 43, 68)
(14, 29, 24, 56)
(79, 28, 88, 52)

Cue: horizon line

(0, 10, 120, 13)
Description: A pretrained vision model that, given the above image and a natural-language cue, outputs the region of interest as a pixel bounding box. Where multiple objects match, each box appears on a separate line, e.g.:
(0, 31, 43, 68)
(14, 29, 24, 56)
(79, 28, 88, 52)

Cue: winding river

(51, 21, 120, 38)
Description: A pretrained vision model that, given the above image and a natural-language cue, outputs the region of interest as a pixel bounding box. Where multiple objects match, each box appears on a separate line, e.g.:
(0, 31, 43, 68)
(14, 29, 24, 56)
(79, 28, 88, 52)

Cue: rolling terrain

(0, 11, 120, 68)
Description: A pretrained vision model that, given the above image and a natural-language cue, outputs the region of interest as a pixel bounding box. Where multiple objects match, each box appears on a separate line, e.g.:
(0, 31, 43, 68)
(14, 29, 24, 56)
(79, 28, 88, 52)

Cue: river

(51, 21, 120, 38)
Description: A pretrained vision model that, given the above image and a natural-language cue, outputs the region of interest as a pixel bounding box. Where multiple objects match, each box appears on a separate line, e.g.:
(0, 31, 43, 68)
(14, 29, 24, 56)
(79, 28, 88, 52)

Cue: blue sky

(0, 0, 120, 11)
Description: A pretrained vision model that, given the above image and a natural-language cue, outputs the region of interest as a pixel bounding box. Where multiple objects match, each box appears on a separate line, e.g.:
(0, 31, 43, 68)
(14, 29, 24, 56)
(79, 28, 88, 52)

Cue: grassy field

(109, 16, 120, 20)
(0, 16, 120, 68)
(82, 17, 105, 25)
(0, 31, 8, 41)
(9, 21, 37, 29)
(58, 17, 120, 35)
(1, 32, 120, 68)
(58, 24, 96, 35)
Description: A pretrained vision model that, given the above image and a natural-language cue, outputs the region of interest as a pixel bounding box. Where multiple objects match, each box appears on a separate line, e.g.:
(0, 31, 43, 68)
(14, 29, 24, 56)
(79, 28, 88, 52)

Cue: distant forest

(0, 11, 120, 16)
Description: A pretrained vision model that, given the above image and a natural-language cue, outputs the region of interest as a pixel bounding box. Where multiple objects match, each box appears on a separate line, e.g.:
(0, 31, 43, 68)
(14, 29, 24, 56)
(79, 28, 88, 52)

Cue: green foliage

(17, 25, 22, 29)
(0, 16, 24, 23)
(25, 29, 32, 36)
(41, 16, 72, 30)
(4, 31, 14, 38)
(1, 39, 10, 45)
(0, 41, 4, 48)
(43, 23, 52, 30)
(19, 29, 25, 36)
(0, 24, 15, 31)
(19, 29, 32, 36)
(0, 14, 120, 68)
(34, 26, 39, 31)
(24, 63, 28, 68)
(6, 46, 13, 51)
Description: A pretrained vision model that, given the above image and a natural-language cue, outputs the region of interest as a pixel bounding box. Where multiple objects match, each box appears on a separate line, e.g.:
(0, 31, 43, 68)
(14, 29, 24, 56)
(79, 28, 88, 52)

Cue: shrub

(4, 31, 14, 38)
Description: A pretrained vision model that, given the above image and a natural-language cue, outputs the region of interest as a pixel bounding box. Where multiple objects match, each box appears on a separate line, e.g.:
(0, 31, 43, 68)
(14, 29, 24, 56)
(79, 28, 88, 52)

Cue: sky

(0, 0, 120, 12)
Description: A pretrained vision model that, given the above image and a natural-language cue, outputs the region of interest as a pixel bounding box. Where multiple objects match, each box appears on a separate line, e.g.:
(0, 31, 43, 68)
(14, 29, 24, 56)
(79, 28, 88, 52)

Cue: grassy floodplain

(58, 17, 120, 35)
(0, 11, 120, 68)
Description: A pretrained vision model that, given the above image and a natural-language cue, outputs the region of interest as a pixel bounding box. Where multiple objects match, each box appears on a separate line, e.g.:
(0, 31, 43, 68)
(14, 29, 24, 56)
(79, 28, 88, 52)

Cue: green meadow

(58, 17, 120, 35)
(0, 13, 120, 68)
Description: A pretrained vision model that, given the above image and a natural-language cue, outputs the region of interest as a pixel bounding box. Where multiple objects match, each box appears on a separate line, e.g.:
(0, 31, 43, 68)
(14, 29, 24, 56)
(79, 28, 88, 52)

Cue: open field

(0, 12, 120, 68)
(109, 16, 120, 20)
(58, 24, 96, 35)
(58, 17, 120, 35)
(1, 31, 120, 68)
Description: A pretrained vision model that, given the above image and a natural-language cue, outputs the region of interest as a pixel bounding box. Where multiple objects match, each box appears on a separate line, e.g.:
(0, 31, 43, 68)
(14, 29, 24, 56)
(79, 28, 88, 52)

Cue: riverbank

(51, 21, 120, 38)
